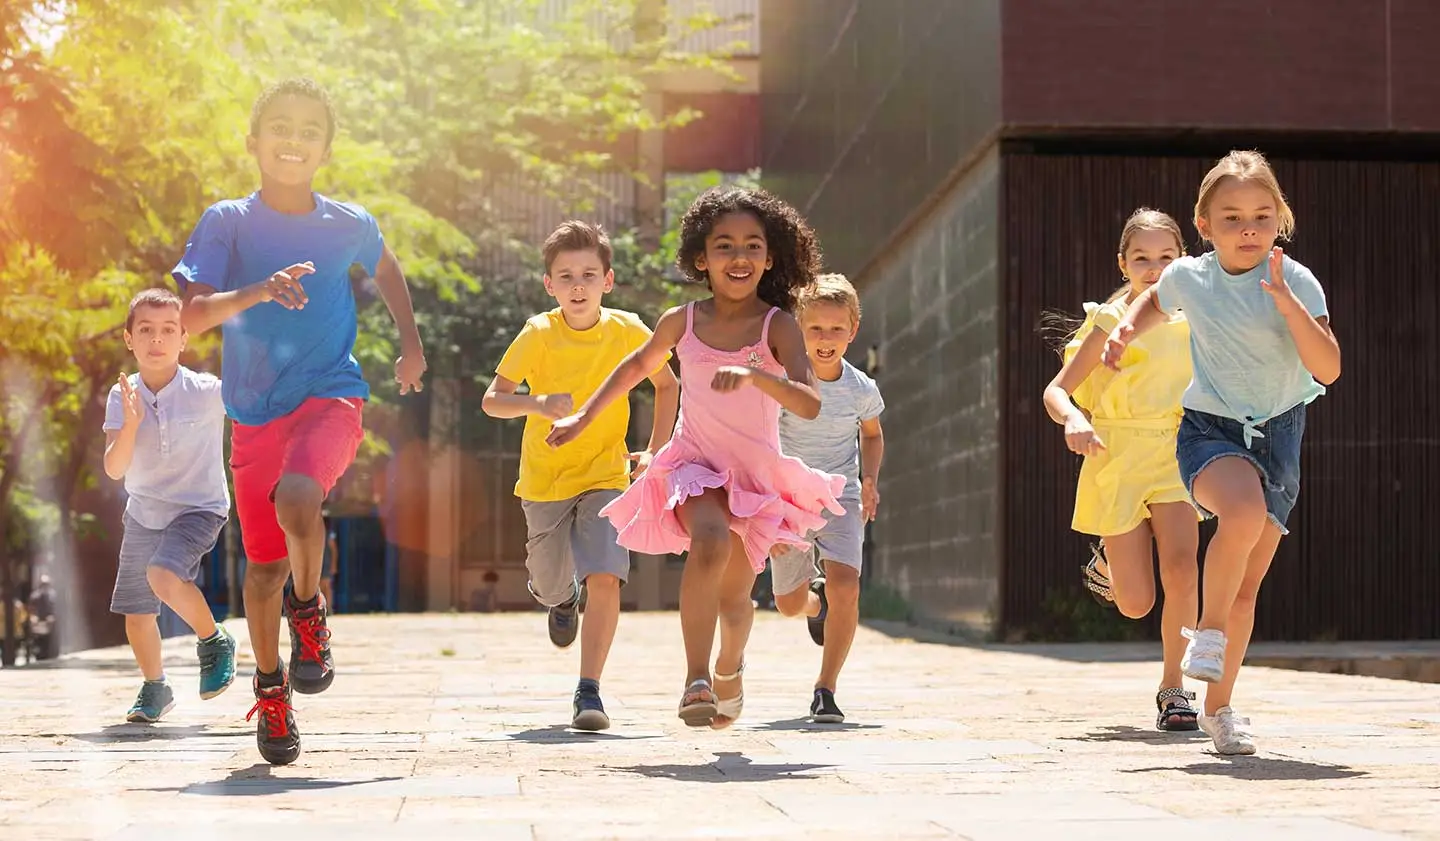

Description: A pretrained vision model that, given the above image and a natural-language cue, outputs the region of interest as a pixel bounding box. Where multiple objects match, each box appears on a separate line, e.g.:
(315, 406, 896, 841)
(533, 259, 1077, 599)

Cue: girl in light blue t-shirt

(1102, 150, 1342, 756)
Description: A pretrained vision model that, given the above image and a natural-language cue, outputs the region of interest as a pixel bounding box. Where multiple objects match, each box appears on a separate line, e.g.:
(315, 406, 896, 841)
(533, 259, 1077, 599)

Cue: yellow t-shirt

(496, 308, 668, 502)
(1064, 298, 1190, 421)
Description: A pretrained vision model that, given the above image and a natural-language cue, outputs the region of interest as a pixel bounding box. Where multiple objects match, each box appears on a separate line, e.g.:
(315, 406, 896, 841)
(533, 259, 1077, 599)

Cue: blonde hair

(797, 273, 860, 326)
(1194, 150, 1296, 242)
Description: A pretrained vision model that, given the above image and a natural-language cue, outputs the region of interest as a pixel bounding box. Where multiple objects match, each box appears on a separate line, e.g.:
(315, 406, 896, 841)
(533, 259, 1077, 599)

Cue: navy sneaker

(810, 687, 845, 724)
(571, 683, 610, 731)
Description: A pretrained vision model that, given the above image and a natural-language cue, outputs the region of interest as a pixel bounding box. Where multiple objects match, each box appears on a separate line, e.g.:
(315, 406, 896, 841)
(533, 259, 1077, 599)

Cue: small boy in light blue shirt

(103, 288, 235, 723)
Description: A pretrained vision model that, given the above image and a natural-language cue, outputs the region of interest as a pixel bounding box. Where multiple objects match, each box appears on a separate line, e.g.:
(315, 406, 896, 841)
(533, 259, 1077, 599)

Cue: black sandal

(1081, 542, 1115, 608)
(1155, 687, 1200, 732)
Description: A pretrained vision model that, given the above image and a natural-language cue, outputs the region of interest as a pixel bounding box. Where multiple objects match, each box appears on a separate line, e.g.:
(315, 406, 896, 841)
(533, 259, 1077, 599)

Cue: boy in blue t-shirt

(173, 78, 426, 766)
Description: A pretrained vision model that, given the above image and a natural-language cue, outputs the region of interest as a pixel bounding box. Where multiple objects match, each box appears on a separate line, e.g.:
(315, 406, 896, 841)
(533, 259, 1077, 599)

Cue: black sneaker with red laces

(247, 669, 300, 765)
(287, 592, 334, 695)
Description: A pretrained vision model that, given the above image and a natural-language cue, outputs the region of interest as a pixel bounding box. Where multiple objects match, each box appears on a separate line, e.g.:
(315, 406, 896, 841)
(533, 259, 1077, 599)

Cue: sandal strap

(713, 660, 746, 682)
(1156, 687, 1197, 707)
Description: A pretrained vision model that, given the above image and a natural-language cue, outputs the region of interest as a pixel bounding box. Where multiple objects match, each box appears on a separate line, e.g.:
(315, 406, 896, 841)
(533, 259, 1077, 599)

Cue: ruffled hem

(600, 453, 846, 572)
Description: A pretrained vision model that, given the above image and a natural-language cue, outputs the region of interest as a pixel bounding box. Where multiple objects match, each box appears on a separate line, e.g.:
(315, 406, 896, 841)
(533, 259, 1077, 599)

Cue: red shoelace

(246, 688, 294, 738)
(290, 606, 332, 664)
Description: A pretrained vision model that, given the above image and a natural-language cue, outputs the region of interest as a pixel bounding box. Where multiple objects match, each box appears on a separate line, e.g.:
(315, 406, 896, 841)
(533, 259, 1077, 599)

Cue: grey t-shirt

(779, 360, 884, 500)
(104, 366, 230, 530)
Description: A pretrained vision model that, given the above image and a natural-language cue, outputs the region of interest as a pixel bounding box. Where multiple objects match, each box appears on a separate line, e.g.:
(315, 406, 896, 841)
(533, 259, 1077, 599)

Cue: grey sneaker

(548, 584, 582, 649)
(1200, 706, 1256, 755)
(126, 680, 176, 723)
(1181, 627, 1227, 683)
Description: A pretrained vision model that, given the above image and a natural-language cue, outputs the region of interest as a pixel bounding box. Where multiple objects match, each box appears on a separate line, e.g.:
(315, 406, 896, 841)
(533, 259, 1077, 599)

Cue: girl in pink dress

(547, 186, 846, 729)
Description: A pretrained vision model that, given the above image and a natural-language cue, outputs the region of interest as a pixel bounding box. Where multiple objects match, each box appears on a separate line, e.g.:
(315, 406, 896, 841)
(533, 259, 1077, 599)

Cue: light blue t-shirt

(171, 193, 384, 426)
(779, 360, 885, 501)
(104, 366, 231, 530)
(1154, 251, 1329, 445)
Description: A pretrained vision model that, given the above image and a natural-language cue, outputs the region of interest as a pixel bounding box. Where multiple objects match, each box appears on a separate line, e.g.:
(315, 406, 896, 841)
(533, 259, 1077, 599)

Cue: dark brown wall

(1001, 149, 1440, 640)
(1002, 0, 1440, 132)
(760, 0, 1002, 275)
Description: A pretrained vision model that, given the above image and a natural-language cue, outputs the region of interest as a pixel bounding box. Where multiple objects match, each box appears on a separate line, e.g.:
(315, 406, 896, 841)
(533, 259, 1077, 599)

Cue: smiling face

(124, 303, 187, 372)
(246, 93, 332, 188)
(543, 248, 614, 328)
(694, 211, 773, 303)
(1197, 176, 1282, 273)
(1117, 228, 1183, 295)
(798, 300, 858, 376)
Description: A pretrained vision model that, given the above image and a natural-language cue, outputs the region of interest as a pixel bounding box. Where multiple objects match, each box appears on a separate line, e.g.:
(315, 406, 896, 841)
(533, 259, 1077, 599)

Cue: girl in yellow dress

(1043, 208, 1201, 731)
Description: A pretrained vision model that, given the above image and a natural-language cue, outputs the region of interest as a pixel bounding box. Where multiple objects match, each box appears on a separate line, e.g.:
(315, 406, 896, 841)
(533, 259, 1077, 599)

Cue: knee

(824, 568, 861, 607)
(244, 561, 291, 594)
(584, 573, 621, 595)
(1231, 581, 1263, 616)
(1157, 551, 1199, 593)
(145, 566, 183, 597)
(273, 476, 324, 535)
(1114, 590, 1155, 620)
(1212, 500, 1268, 542)
(686, 523, 731, 566)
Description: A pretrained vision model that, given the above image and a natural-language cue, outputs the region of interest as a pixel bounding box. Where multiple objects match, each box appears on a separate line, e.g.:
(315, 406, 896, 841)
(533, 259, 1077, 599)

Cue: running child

(173, 78, 427, 765)
(482, 220, 680, 731)
(546, 186, 846, 729)
(768, 273, 884, 725)
(1042, 209, 1201, 731)
(102, 288, 237, 723)
(1103, 151, 1341, 754)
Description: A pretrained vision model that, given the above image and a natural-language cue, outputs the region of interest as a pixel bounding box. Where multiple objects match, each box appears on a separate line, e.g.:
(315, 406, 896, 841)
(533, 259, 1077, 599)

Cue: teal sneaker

(126, 680, 175, 723)
(197, 626, 237, 700)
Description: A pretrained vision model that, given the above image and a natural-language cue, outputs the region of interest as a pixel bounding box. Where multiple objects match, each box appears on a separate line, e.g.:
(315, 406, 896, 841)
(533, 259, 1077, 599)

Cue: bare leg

(578, 573, 621, 682)
(273, 475, 326, 603)
(675, 489, 733, 686)
(1203, 523, 1282, 715)
(1098, 521, 1157, 621)
(125, 614, 164, 681)
(243, 560, 291, 675)
(147, 567, 218, 639)
(816, 560, 860, 692)
(711, 533, 757, 728)
(1191, 458, 1268, 632)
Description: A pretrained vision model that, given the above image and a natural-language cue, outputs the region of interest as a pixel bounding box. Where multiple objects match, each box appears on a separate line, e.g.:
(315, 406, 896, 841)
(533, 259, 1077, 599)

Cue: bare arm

(103, 428, 138, 481)
(644, 362, 680, 454)
(180, 264, 314, 335)
(546, 307, 687, 447)
(1284, 313, 1340, 385)
(858, 415, 885, 520)
(1044, 326, 1106, 426)
(1101, 287, 1168, 370)
(747, 312, 822, 419)
(481, 375, 571, 420)
(373, 247, 427, 394)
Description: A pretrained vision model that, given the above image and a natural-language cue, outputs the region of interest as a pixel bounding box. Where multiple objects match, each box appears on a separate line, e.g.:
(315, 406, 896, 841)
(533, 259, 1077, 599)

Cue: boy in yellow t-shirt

(482, 221, 679, 731)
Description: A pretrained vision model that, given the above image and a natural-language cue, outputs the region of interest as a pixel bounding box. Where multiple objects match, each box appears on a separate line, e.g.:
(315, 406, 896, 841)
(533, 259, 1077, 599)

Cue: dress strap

(760, 307, 779, 348)
(684, 301, 696, 337)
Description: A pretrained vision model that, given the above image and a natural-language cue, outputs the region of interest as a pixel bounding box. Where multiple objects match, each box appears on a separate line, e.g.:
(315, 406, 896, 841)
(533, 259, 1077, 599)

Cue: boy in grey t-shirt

(102, 288, 236, 723)
(771, 274, 885, 724)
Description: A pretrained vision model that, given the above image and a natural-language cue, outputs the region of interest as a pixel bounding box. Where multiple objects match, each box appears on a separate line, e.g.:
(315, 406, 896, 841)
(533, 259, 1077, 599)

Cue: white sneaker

(1200, 706, 1256, 755)
(1180, 627, 1226, 682)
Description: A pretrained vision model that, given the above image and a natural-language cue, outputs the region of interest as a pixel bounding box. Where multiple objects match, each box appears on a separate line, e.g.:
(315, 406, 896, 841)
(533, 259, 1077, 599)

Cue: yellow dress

(1063, 298, 1193, 536)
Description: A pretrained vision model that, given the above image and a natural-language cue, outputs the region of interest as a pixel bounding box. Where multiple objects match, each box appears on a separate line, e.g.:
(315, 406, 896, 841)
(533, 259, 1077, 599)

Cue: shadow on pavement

(1062, 724, 1207, 744)
(604, 750, 833, 782)
(742, 717, 883, 732)
(501, 724, 664, 743)
(134, 764, 405, 795)
(1122, 754, 1367, 781)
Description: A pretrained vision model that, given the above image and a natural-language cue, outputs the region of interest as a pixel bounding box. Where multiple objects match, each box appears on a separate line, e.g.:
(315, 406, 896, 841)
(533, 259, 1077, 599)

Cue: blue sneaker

(126, 680, 175, 723)
(197, 626, 237, 700)
(572, 683, 610, 731)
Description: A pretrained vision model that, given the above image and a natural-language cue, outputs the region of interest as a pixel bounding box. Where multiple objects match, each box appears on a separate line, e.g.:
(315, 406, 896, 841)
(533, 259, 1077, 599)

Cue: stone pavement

(1, 612, 1438, 840)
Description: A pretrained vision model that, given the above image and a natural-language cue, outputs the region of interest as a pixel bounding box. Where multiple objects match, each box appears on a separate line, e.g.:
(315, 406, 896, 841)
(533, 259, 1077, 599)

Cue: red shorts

(231, 397, 364, 565)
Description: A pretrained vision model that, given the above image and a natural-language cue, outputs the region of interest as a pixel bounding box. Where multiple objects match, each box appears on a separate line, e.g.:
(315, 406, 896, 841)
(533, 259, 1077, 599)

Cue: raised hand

(545, 412, 587, 448)
(117, 374, 144, 428)
(1100, 324, 1135, 371)
(1260, 246, 1302, 316)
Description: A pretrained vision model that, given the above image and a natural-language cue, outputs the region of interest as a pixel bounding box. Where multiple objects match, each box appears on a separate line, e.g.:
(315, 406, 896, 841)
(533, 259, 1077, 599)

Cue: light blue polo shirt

(104, 366, 231, 530)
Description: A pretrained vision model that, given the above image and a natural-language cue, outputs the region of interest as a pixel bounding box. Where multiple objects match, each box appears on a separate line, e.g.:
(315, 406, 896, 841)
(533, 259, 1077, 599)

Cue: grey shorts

(521, 490, 630, 607)
(769, 500, 864, 597)
(111, 510, 227, 616)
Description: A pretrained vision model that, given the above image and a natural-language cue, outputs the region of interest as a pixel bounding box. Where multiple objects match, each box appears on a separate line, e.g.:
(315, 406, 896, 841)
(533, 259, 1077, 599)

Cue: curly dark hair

(250, 77, 337, 147)
(675, 186, 822, 313)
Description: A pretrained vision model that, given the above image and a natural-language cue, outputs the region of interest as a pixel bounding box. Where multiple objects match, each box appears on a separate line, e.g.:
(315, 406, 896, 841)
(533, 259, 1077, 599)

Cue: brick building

(760, 0, 1440, 640)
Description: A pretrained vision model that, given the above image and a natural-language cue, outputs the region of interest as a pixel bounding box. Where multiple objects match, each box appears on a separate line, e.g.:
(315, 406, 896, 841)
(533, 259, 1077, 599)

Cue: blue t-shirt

(1154, 251, 1329, 444)
(171, 192, 383, 426)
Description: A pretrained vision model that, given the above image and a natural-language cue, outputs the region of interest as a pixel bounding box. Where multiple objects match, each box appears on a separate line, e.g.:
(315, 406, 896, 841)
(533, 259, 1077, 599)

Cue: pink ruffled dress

(600, 302, 847, 571)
